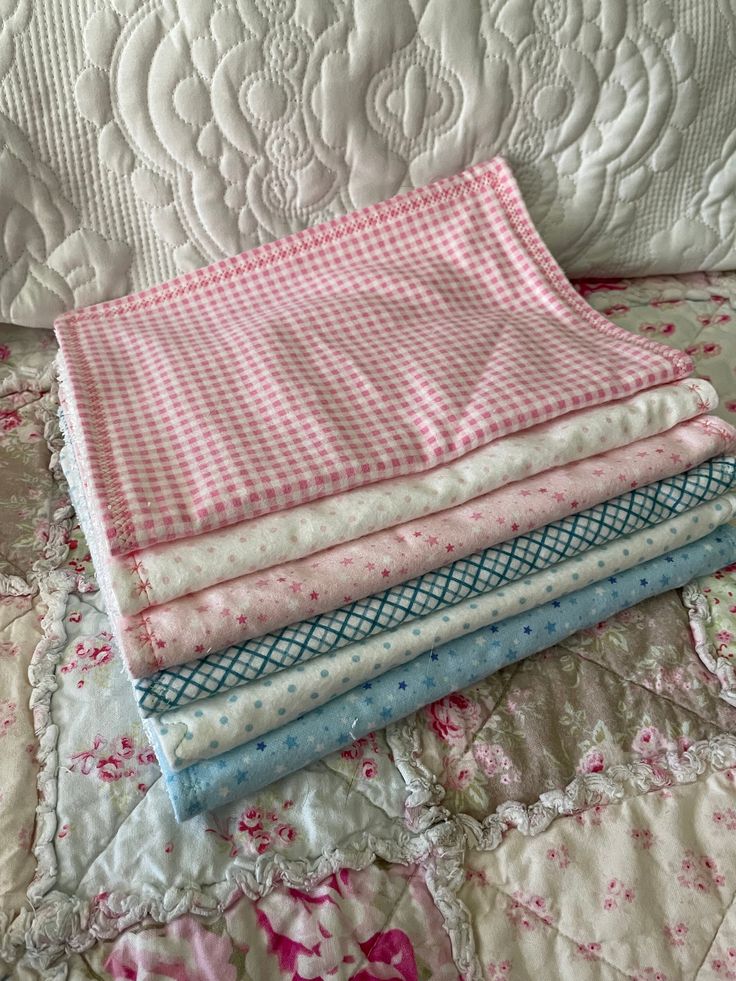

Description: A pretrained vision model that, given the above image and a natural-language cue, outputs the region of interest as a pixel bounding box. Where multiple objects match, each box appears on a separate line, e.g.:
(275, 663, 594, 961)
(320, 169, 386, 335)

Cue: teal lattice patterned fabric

(136, 457, 736, 715)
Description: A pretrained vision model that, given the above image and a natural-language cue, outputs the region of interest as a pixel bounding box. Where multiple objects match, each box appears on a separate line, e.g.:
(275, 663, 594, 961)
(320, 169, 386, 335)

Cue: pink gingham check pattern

(55, 157, 692, 556)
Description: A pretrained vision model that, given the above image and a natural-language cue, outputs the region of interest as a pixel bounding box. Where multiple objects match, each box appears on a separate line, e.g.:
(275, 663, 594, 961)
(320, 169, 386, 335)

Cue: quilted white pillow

(1, 0, 736, 327)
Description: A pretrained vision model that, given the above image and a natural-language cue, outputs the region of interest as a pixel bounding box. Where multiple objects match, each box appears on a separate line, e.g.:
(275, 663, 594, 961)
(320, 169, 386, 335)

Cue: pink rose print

(443, 753, 477, 790)
(677, 850, 726, 893)
(603, 878, 635, 911)
(0, 641, 19, 658)
(0, 699, 17, 737)
(578, 749, 605, 774)
(712, 807, 736, 830)
(425, 692, 481, 744)
(0, 409, 21, 433)
(631, 970, 669, 981)
(472, 742, 520, 784)
(207, 798, 299, 858)
(663, 922, 688, 947)
(574, 279, 629, 297)
(340, 731, 383, 779)
(68, 732, 156, 787)
(575, 943, 601, 962)
(361, 758, 378, 780)
(545, 844, 570, 869)
(61, 632, 115, 676)
(0, 343, 10, 361)
(710, 946, 736, 979)
(488, 961, 512, 979)
(573, 803, 607, 827)
(726, 400, 736, 415)
(638, 322, 676, 336)
(630, 828, 655, 849)
(505, 891, 554, 931)
(632, 725, 666, 756)
(104, 912, 239, 981)
(685, 340, 722, 359)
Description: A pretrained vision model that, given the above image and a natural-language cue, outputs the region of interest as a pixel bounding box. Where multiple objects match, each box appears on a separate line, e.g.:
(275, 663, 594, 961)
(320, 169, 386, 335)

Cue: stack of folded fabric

(55, 158, 736, 821)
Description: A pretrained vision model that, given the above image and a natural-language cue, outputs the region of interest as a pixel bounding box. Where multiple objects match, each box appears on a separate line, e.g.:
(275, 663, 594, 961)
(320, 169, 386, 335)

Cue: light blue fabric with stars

(152, 525, 736, 821)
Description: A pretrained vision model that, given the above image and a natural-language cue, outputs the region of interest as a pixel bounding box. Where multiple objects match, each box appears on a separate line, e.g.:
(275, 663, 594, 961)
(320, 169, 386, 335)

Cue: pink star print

(365, 562, 376, 571)
(290, 582, 303, 593)
(553, 492, 565, 502)
(471, 512, 483, 521)
(310, 590, 319, 600)
(511, 522, 519, 532)
(236, 614, 247, 624)
(381, 568, 390, 577)
(446, 543, 455, 552)
(427, 536, 439, 546)
(340, 557, 354, 566)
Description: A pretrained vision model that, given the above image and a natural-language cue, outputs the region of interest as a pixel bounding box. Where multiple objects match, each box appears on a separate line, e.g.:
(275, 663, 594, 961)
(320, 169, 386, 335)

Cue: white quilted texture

(1, 0, 736, 327)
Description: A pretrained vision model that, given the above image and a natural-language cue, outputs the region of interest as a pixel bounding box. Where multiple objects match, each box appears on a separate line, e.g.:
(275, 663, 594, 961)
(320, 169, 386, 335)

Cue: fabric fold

(148, 492, 736, 770)
(137, 458, 736, 717)
(152, 524, 736, 820)
(56, 157, 691, 557)
(116, 414, 734, 676)
(80, 378, 722, 617)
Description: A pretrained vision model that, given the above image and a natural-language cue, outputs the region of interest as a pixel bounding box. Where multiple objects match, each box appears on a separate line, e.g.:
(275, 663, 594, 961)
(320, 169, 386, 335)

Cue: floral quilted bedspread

(1, 272, 736, 980)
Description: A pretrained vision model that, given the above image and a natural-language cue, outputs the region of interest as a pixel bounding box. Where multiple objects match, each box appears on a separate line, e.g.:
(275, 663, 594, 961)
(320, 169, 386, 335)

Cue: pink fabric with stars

(114, 413, 734, 676)
(56, 157, 691, 557)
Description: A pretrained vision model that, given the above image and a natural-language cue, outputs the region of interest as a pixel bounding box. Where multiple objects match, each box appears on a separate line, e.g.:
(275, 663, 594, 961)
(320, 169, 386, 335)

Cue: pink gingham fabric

(55, 157, 692, 556)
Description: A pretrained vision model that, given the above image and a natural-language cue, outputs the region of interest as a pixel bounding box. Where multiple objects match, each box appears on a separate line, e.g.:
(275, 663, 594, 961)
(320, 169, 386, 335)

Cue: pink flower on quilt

(630, 828, 655, 849)
(712, 807, 736, 831)
(0, 409, 22, 433)
(631, 970, 668, 981)
(137, 746, 157, 766)
(677, 850, 726, 892)
(545, 844, 571, 869)
(638, 322, 675, 336)
(97, 756, 127, 782)
(442, 754, 477, 790)
(685, 341, 722, 359)
(0, 343, 10, 361)
(663, 922, 688, 947)
(602, 878, 635, 911)
(233, 800, 298, 856)
(574, 279, 629, 296)
(104, 912, 239, 981)
(726, 400, 736, 415)
(578, 749, 606, 774)
(505, 891, 554, 931)
(717, 629, 734, 645)
(68, 732, 156, 784)
(425, 693, 482, 743)
(632, 725, 666, 756)
(487, 961, 512, 979)
(0, 641, 19, 658)
(113, 735, 135, 760)
(0, 699, 16, 737)
(472, 742, 520, 785)
(361, 758, 378, 779)
(275, 824, 296, 844)
(575, 943, 602, 962)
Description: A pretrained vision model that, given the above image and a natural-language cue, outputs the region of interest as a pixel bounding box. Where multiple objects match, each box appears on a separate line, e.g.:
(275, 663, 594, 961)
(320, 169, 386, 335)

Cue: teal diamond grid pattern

(135, 456, 736, 715)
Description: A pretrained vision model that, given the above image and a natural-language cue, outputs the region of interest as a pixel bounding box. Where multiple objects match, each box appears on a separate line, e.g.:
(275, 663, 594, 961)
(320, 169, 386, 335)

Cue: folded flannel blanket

(138, 454, 736, 715)
(55, 157, 691, 557)
(85, 378, 718, 617)
(146, 488, 736, 771)
(153, 524, 736, 820)
(118, 415, 735, 676)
